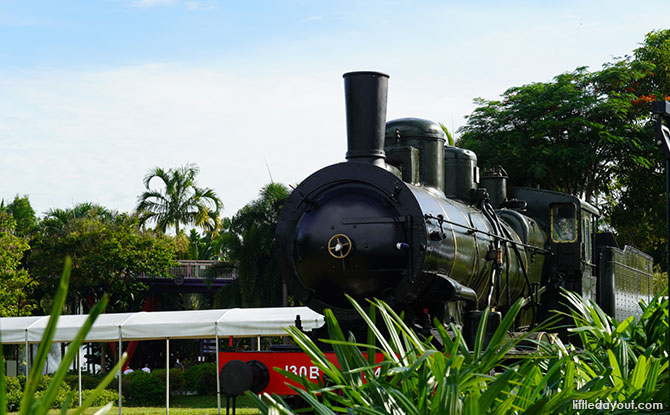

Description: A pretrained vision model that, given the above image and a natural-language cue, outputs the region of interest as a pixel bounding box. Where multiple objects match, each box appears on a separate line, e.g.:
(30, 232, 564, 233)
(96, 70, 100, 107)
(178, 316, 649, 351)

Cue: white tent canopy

(0, 307, 325, 344)
(1, 307, 324, 415)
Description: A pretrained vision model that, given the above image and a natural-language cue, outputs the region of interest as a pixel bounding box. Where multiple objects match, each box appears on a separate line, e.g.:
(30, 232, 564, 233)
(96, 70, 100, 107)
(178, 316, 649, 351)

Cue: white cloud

(302, 15, 323, 23)
(0, 65, 348, 217)
(131, 0, 179, 8)
(184, 1, 217, 10)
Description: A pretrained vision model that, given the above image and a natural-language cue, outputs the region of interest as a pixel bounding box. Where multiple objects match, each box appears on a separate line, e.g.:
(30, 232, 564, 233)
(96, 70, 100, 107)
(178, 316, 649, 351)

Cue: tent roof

(0, 307, 324, 344)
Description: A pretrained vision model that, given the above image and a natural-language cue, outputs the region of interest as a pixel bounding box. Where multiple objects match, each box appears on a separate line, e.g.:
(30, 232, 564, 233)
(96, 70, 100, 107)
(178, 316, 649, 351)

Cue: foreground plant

(0, 257, 127, 415)
(249, 292, 668, 414)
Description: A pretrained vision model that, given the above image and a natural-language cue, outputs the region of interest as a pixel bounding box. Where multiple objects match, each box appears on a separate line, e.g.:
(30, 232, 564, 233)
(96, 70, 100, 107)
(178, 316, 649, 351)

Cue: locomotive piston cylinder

(343, 71, 389, 167)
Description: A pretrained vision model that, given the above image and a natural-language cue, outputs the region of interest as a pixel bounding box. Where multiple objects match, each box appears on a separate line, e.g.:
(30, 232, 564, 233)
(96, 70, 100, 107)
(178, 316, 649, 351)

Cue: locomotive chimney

(343, 71, 389, 167)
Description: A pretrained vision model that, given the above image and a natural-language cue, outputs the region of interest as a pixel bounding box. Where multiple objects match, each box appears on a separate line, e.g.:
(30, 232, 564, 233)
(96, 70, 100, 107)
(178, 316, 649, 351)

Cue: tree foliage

(136, 163, 222, 234)
(0, 195, 37, 237)
(457, 29, 669, 266)
(27, 204, 176, 311)
(0, 211, 35, 316)
(214, 183, 289, 308)
(605, 29, 670, 267)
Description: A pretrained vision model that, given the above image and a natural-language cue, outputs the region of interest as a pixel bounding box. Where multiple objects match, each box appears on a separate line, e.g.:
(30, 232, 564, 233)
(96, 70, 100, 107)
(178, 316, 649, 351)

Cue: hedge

(4, 375, 70, 412)
(184, 362, 217, 395)
(6, 363, 218, 411)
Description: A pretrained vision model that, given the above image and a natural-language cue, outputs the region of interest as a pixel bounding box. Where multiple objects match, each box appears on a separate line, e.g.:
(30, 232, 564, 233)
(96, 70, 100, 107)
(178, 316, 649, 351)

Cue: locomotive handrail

(423, 213, 551, 254)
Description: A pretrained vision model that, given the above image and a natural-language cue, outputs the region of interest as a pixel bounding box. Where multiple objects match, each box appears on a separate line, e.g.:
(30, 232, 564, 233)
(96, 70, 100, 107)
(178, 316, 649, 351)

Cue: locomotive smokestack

(343, 71, 389, 167)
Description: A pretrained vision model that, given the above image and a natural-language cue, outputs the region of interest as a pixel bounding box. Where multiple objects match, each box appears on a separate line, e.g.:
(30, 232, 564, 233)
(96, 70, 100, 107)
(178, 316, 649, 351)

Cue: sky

(1, 0, 668, 223)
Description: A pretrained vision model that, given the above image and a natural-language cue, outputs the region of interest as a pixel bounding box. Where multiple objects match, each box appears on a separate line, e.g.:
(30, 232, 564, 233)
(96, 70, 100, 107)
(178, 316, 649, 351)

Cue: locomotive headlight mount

(328, 234, 353, 259)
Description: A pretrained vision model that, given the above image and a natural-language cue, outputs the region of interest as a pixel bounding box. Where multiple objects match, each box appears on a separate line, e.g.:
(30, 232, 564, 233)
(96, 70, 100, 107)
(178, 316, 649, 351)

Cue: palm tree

(42, 203, 116, 236)
(135, 163, 222, 234)
(213, 183, 289, 307)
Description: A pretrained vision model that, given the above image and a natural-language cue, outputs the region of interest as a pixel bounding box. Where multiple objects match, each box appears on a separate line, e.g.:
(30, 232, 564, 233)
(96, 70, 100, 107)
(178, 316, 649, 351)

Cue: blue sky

(1, 0, 668, 223)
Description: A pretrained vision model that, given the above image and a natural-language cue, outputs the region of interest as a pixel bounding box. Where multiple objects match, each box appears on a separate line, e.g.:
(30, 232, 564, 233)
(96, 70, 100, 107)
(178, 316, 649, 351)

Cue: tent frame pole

(24, 331, 29, 377)
(216, 322, 221, 415)
(118, 328, 123, 415)
(166, 338, 170, 415)
(78, 344, 82, 407)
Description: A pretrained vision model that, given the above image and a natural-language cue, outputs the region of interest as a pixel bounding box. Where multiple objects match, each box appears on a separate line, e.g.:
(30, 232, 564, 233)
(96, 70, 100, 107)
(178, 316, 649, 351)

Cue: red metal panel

(218, 351, 384, 395)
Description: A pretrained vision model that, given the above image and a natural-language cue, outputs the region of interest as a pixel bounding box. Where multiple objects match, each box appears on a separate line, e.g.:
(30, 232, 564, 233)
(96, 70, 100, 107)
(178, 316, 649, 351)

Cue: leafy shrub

(15, 374, 26, 389)
(184, 362, 217, 395)
(64, 373, 112, 390)
(34, 381, 71, 409)
(4, 376, 22, 412)
(76, 388, 121, 407)
(250, 293, 669, 415)
(152, 368, 186, 394)
(125, 371, 165, 406)
(5, 374, 72, 411)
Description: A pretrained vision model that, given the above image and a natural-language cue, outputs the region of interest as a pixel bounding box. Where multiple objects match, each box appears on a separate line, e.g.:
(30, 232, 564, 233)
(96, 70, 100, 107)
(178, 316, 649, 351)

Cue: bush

(64, 373, 110, 390)
(250, 293, 670, 415)
(184, 363, 217, 395)
(125, 371, 165, 406)
(152, 368, 186, 395)
(34, 383, 71, 410)
(5, 374, 71, 411)
(76, 388, 120, 407)
(5, 376, 22, 412)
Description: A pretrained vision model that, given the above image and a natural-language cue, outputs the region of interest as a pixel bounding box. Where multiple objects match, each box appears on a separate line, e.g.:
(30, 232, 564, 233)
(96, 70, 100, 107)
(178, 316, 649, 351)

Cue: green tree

(458, 65, 648, 201)
(136, 163, 222, 234)
(605, 29, 670, 267)
(0, 211, 36, 316)
(0, 195, 37, 237)
(214, 183, 289, 308)
(186, 228, 215, 260)
(28, 204, 176, 311)
(457, 29, 669, 266)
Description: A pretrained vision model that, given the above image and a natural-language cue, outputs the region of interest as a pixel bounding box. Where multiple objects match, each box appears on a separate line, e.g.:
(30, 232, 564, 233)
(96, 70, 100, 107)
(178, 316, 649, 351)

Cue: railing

(152, 260, 238, 280)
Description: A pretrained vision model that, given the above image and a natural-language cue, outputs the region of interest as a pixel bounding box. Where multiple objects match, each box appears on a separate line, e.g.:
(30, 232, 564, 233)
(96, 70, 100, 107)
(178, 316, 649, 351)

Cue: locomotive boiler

(275, 71, 654, 337)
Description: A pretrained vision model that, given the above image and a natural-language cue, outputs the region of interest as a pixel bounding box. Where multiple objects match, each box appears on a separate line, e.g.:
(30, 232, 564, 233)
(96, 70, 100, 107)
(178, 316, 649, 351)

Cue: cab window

(583, 212, 592, 264)
(551, 204, 577, 243)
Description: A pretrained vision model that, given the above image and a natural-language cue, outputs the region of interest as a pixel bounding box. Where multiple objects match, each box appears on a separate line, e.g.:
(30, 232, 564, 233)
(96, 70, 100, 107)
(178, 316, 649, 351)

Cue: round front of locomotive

(276, 162, 427, 313)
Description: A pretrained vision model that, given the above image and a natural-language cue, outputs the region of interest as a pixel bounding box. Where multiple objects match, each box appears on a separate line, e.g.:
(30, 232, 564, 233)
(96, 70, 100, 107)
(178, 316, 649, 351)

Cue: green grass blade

(285, 326, 345, 384)
(91, 402, 112, 415)
(59, 391, 74, 415)
(38, 296, 109, 414)
(473, 308, 490, 357)
(630, 354, 648, 390)
(72, 352, 128, 415)
(19, 257, 71, 415)
(376, 300, 425, 353)
(346, 295, 399, 364)
(367, 302, 377, 366)
(293, 388, 337, 415)
(323, 309, 355, 384)
(376, 303, 407, 365)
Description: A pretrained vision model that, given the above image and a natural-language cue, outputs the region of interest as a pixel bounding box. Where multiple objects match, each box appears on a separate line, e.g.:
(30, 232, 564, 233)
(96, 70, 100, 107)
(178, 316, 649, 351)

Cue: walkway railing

(167, 260, 237, 280)
(137, 260, 238, 281)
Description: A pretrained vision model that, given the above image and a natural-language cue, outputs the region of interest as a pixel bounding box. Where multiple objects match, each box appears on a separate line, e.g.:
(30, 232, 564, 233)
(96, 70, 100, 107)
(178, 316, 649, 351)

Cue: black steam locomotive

(275, 71, 654, 337)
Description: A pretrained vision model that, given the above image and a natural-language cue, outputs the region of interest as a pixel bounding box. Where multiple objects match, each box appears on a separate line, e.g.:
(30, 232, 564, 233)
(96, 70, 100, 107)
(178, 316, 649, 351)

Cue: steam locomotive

(275, 71, 654, 338)
(217, 71, 656, 401)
